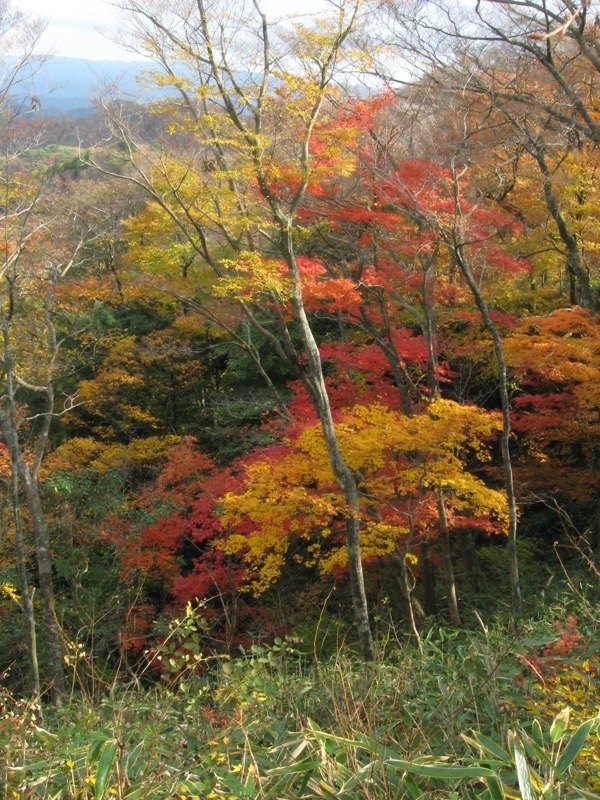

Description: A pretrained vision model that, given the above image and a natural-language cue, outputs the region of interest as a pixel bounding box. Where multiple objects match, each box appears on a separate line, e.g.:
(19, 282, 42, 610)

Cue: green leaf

(87, 738, 107, 765)
(571, 789, 600, 800)
(556, 717, 599, 773)
(95, 740, 117, 800)
(123, 741, 144, 778)
(306, 778, 340, 799)
(541, 788, 560, 800)
(531, 719, 544, 749)
(520, 734, 557, 772)
(219, 771, 254, 797)
(549, 707, 570, 743)
(221, 660, 232, 675)
(483, 775, 507, 800)
(463, 731, 512, 762)
(32, 725, 59, 742)
(386, 757, 498, 779)
(508, 732, 534, 800)
(399, 776, 423, 799)
(123, 789, 144, 800)
(7, 760, 51, 773)
(179, 778, 210, 793)
(268, 758, 323, 777)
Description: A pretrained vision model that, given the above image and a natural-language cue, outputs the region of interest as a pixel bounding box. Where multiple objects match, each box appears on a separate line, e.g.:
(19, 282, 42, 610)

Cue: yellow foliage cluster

(221, 399, 508, 594)
(48, 435, 181, 474)
(507, 147, 600, 310)
(0, 583, 20, 603)
(215, 252, 292, 301)
(526, 662, 600, 790)
(75, 331, 194, 439)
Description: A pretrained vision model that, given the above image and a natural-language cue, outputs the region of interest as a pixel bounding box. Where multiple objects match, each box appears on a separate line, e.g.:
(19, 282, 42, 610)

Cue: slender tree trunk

(10, 440, 66, 700)
(420, 538, 438, 616)
(104, 0, 374, 659)
(593, 500, 600, 572)
(281, 228, 375, 662)
(459, 529, 482, 594)
(533, 143, 594, 310)
(9, 461, 41, 700)
(454, 243, 522, 621)
(0, 322, 66, 701)
(421, 255, 441, 397)
(437, 489, 462, 626)
(396, 536, 422, 652)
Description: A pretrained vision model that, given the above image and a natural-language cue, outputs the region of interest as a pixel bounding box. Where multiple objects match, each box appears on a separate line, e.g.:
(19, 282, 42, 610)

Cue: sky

(16, 0, 144, 61)
(14, 0, 327, 62)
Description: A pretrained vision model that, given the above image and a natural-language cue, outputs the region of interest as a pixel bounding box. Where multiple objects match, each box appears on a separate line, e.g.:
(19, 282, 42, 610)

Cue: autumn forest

(1, 0, 600, 796)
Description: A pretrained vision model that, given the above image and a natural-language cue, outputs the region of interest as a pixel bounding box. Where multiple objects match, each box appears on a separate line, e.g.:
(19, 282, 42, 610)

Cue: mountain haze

(14, 57, 155, 115)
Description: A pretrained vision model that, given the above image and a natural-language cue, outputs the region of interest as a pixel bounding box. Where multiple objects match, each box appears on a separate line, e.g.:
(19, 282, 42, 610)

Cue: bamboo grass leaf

(556, 717, 599, 773)
(508, 732, 534, 800)
(94, 740, 117, 800)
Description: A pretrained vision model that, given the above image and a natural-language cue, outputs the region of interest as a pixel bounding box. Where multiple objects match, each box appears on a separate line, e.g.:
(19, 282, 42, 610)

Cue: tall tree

(99, 0, 376, 660)
(0, 0, 70, 701)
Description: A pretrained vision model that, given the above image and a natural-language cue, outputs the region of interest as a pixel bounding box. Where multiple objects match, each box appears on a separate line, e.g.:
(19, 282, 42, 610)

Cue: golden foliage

(221, 399, 508, 593)
(48, 435, 181, 474)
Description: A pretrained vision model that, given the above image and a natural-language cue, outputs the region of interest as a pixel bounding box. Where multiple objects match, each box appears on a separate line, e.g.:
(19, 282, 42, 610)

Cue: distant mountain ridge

(13, 57, 156, 116)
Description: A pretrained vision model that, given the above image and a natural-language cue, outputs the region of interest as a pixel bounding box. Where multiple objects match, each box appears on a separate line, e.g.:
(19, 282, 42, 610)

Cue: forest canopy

(0, 0, 599, 713)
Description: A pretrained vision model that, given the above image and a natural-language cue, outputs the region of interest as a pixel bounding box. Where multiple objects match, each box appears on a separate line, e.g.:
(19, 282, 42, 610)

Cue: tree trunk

(459, 529, 482, 594)
(104, 0, 375, 661)
(10, 461, 41, 701)
(437, 490, 462, 627)
(396, 539, 422, 651)
(421, 254, 441, 397)
(454, 242, 522, 621)
(15, 451, 66, 700)
(533, 143, 595, 311)
(0, 322, 66, 702)
(281, 228, 375, 662)
(593, 500, 600, 572)
(420, 538, 438, 616)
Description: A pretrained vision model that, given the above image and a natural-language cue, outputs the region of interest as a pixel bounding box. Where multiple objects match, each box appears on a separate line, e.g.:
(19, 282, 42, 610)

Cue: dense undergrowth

(1, 573, 599, 799)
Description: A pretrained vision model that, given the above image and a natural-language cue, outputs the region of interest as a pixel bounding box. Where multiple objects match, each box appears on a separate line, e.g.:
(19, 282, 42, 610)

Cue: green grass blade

(509, 732, 534, 800)
(571, 788, 600, 799)
(531, 720, 544, 749)
(400, 775, 424, 799)
(483, 775, 507, 800)
(520, 735, 555, 772)
(463, 731, 512, 762)
(556, 717, 599, 773)
(386, 757, 498, 779)
(95, 740, 117, 800)
(219, 771, 255, 798)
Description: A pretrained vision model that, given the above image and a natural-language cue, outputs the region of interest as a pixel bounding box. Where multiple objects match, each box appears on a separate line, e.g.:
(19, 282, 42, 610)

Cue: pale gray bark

(453, 241, 522, 620)
(280, 227, 375, 661)
(9, 459, 41, 700)
(437, 489, 462, 627)
(0, 317, 66, 701)
(532, 142, 594, 309)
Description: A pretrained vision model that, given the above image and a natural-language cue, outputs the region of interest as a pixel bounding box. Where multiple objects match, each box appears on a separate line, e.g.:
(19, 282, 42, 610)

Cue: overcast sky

(15, 0, 326, 61)
(17, 0, 144, 61)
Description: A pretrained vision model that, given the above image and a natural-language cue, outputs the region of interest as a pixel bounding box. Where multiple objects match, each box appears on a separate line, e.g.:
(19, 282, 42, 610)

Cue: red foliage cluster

(544, 616, 586, 658)
(519, 616, 588, 680)
(101, 439, 250, 652)
(121, 603, 156, 653)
